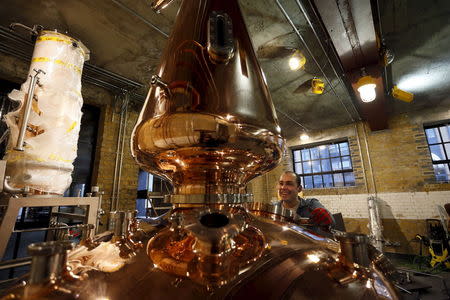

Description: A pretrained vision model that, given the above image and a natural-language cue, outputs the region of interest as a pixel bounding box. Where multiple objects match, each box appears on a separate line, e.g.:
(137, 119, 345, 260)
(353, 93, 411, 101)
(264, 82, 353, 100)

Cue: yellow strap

(32, 57, 81, 74)
(36, 36, 72, 45)
(67, 121, 77, 133)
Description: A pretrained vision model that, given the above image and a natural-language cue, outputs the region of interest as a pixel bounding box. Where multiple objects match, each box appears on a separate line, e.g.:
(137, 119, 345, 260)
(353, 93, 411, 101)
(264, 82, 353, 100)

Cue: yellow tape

(48, 153, 71, 163)
(37, 36, 72, 45)
(32, 57, 81, 74)
(67, 121, 77, 133)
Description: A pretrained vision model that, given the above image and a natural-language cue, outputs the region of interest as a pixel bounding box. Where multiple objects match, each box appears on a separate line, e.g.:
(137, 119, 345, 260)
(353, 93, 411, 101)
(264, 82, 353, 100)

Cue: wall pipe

(115, 94, 129, 211)
(275, 0, 355, 123)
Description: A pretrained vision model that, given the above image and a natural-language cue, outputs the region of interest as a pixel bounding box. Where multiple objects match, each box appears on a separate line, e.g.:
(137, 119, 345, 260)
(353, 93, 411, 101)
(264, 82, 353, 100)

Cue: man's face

(278, 173, 301, 202)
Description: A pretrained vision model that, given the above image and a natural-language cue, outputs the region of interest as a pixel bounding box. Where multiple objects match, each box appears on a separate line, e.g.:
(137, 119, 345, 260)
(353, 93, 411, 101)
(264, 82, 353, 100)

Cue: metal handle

(14, 69, 45, 151)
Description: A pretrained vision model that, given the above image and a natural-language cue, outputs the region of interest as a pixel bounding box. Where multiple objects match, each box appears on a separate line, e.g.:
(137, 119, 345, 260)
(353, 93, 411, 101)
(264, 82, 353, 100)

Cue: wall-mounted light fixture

(391, 85, 414, 103)
(356, 75, 377, 103)
(289, 50, 306, 71)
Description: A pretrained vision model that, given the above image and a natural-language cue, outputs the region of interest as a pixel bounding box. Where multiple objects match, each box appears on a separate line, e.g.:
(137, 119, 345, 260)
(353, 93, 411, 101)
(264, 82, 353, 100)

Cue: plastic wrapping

(3, 30, 89, 194)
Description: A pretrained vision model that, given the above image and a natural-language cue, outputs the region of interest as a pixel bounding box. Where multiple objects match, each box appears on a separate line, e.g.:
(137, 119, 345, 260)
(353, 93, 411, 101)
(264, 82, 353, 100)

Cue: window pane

(319, 145, 329, 158)
(310, 147, 320, 160)
(304, 176, 313, 189)
(321, 159, 331, 172)
(301, 149, 310, 161)
(323, 174, 333, 187)
(425, 128, 441, 144)
(344, 172, 355, 186)
(313, 175, 323, 188)
(331, 157, 342, 170)
(333, 173, 344, 187)
(303, 161, 312, 174)
(294, 162, 303, 174)
(293, 150, 301, 162)
(339, 142, 349, 155)
(445, 143, 450, 160)
(433, 164, 450, 182)
(312, 160, 321, 173)
(440, 126, 450, 142)
(329, 144, 339, 157)
(430, 144, 446, 161)
(342, 156, 352, 169)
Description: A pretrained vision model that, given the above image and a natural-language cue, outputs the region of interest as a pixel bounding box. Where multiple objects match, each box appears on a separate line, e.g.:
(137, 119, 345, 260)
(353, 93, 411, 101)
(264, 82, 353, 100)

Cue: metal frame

(0, 195, 99, 260)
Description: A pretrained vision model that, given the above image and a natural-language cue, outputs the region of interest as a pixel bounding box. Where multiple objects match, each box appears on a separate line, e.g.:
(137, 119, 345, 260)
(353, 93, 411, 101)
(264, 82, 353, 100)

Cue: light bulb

(289, 57, 301, 70)
(300, 133, 310, 141)
(357, 83, 376, 102)
(288, 51, 306, 71)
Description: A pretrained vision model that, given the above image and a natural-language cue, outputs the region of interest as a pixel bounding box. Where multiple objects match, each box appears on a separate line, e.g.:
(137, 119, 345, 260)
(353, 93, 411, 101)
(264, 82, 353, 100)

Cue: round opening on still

(200, 213, 229, 228)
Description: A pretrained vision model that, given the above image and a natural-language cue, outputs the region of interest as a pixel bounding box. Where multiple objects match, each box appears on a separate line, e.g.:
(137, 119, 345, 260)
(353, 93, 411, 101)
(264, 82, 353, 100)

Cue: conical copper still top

(131, 0, 285, 203)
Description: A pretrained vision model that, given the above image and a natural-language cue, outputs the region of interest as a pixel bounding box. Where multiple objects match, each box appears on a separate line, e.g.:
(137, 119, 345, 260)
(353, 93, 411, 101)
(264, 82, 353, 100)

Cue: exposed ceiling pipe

(295, 0, 361, 121)
(276, 107, 309, 131)
(275, 0, 356, 123)
(111, 0, 169, 38)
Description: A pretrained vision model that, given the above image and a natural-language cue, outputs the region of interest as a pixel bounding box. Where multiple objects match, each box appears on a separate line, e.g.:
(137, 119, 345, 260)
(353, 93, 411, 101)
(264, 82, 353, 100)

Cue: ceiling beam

(313, 0, 388, 130)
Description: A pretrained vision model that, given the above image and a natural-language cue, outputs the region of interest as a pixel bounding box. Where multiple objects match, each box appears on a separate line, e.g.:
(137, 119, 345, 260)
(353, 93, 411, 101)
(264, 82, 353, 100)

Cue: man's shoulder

(300, 197, 323, 208)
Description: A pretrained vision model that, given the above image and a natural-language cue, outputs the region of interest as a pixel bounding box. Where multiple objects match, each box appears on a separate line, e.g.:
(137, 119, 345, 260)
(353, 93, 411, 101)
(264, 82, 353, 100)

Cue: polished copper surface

(131, 0, 284, 203)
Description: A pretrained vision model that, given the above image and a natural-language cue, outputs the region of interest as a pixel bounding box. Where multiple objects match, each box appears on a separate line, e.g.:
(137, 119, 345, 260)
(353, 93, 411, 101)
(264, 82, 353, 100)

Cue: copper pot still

(131, 0, 284, 203)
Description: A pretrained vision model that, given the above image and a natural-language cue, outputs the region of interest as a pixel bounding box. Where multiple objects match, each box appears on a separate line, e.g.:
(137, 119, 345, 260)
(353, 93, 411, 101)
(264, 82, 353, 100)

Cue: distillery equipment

(1, 0, 401, 299)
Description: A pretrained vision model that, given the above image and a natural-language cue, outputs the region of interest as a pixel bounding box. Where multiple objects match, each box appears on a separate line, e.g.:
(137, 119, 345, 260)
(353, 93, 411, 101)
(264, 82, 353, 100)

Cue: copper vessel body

(131, 0, 284, 201)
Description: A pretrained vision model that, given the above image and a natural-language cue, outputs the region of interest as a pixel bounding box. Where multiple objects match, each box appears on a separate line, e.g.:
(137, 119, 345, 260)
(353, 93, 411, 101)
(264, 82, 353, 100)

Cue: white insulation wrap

(3, 30, 89, 194)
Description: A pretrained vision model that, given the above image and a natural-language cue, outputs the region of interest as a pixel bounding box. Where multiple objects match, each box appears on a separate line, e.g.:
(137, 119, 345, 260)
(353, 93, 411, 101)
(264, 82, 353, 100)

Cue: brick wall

(250, 111, 450, 254)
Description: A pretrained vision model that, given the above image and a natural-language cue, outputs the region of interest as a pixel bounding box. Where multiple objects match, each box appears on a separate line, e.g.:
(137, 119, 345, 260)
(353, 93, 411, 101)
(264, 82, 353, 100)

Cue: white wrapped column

(3, 30, 90, 195)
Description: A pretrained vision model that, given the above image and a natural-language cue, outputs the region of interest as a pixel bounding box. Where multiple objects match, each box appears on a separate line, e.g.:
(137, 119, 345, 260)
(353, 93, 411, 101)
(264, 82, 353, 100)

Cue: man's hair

(282, 171, 302, 188)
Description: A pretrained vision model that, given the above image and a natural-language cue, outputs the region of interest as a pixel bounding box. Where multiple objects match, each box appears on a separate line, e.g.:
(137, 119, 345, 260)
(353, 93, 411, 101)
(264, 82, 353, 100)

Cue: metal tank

(1, 0, 401, 299)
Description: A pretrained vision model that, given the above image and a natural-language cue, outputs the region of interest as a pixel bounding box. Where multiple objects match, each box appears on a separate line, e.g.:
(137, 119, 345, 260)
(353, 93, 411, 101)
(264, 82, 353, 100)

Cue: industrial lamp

(289, 50, 306, 71)
(356, 75, 377, 102)
(300, 132, 310, 141)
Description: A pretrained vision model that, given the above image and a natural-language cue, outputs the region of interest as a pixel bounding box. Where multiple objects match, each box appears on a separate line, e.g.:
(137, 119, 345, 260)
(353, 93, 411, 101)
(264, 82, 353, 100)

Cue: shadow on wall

(378, 198, 425, 255)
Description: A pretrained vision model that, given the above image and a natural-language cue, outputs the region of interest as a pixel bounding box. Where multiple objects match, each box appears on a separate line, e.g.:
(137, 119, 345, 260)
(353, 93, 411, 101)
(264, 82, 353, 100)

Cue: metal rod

(275, 108, 309, 131)
(14, 69, 45, 151)
(295, 0, 360, 120)
(0, 258, 31, 271)
(13, 223, 92, 233)
(362, 122, 377, 195)
(275, 0, 355, 123)
(115, 94, 129, 210)
(354, 123, 369, 193)
(111, 96, 125, 211)
(111, 0, 169, 38)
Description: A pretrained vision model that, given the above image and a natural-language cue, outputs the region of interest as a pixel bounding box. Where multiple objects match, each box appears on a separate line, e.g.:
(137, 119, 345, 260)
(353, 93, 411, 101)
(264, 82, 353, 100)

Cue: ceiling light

(356, 76, 377, 102)
(288, 50, 306, 71)
(300, 133, 310, 141)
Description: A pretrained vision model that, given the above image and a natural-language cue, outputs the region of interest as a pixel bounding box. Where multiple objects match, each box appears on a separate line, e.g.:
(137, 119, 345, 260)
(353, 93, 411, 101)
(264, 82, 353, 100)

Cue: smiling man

(278, 171, 335, 230)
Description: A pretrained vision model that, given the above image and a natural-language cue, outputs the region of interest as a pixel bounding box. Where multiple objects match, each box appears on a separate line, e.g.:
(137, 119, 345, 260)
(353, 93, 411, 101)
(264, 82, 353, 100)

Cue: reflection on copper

(131, 0, 284, 203)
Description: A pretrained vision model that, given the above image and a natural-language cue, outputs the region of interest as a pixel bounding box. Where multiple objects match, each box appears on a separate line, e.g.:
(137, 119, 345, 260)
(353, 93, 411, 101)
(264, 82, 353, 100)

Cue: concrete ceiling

(0, 0, 449, 139)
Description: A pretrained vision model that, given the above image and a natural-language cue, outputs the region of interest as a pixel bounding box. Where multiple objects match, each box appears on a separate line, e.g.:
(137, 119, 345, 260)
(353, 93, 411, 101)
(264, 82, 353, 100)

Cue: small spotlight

(391, 85, 414, 102)
(356, 76, 377, 102)
(300, 133, 310, 141)
(288, 51, 306, 71)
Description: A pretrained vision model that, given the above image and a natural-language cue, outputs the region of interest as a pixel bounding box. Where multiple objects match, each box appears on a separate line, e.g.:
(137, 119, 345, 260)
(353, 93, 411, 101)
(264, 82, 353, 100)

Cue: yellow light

(356, 76, 377, 102)
(288, 51, 306, 71)
(391, 85, 414, 102)
(311, 78, 325, 94)
(300, 133, 310, 141)
(307, 253, 320, 263)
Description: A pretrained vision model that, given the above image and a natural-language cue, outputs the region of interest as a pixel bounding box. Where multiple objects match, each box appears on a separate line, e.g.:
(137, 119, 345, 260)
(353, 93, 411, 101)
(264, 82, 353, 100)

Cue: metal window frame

(292, 140, 355, 189)
(424, 124, 450, 181)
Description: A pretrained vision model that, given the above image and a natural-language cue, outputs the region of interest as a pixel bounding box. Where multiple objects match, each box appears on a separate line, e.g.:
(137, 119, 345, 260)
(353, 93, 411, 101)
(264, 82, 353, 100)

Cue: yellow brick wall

(250, 111, 450, 254)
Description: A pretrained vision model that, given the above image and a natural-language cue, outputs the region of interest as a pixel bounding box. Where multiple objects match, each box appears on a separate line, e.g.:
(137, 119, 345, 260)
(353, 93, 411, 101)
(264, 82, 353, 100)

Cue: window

(424, 123, 450, 182)
(292, 140, 355, 189)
